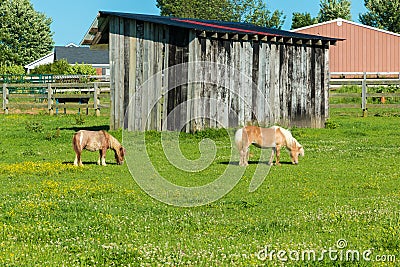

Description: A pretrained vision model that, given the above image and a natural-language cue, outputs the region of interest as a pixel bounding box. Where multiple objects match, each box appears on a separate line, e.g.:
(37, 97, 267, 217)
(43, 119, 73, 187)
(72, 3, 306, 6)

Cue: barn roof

(82, 11, 340, 46)
(54, 46, 109, 64)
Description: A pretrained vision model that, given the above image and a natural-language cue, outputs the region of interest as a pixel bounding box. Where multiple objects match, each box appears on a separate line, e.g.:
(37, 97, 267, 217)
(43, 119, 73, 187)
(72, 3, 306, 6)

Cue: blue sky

(30, 0, 367, 46)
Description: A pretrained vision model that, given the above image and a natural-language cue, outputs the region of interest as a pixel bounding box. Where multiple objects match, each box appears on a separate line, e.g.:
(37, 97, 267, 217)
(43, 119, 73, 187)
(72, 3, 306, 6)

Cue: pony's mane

(104, 131, 122, 150)
(275, 126, 300, 150)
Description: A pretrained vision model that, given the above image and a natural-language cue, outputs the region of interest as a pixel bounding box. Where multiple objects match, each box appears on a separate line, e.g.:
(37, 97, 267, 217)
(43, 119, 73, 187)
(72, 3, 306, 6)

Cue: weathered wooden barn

(293, 18, 400, 73)
(82, 11, 338, 131)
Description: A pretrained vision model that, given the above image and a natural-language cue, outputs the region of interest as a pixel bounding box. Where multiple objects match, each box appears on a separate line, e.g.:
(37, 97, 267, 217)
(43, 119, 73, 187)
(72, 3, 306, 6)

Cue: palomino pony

(235, 126, 304, 166)
(72, 130, 126, 166)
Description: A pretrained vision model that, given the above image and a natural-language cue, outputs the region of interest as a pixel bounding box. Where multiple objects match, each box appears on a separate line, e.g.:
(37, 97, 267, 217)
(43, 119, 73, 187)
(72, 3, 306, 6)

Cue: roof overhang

(24, 52, 55, 69)
(81, 11, 342, 47)
(81, 13, 110, 49)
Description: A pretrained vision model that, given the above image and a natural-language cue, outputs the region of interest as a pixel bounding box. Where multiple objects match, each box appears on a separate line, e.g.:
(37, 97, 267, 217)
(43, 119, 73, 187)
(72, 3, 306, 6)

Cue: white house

(25, 43, 110, 75)
(24, 52, 54, 73)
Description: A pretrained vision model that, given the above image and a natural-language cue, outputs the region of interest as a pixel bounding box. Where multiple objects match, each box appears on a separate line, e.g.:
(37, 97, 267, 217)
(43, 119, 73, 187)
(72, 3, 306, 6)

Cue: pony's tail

(72, 131, 82, 153)
(234, 128, 243, 151)
(235, 127, 248, 151)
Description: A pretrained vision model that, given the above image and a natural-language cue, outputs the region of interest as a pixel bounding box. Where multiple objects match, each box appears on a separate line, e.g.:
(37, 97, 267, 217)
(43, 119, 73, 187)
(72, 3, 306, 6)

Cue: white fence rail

(330, 72, 400, 116)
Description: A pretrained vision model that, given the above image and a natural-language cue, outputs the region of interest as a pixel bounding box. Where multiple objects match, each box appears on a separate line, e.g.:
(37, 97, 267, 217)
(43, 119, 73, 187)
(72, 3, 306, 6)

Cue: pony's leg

(239, 147, 249, 166)
(99, 149, 107, 166)
(97, 151, 101, 165)
(268, 148, 275, 166)
(275, 145, 281, 166)
(239, 149, 245, 166)
(74, 154, 78, 166)
(74, 152, 83, 166)
(244, 147, 249, 166)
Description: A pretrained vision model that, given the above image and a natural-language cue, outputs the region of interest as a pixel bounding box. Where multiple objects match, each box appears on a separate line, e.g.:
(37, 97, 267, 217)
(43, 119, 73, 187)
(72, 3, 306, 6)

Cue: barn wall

(109, 16, 329, 131)
(295, 20, 400, 73)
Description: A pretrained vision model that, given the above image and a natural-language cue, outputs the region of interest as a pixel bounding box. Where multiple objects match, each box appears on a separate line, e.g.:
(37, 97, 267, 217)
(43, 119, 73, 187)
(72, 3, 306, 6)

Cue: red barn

(293, 18, 400, 74)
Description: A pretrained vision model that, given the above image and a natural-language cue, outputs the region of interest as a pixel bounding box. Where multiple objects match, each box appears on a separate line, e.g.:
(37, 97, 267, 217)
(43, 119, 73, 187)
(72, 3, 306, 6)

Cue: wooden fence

(3, 74, 399, 118)
(2, 82, 110, 115)
(330, 72, 400, 116)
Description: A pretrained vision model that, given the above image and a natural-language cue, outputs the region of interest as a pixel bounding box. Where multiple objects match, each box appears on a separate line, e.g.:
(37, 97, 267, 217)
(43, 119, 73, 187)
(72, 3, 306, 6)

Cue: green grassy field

(0, 109, 399, 266)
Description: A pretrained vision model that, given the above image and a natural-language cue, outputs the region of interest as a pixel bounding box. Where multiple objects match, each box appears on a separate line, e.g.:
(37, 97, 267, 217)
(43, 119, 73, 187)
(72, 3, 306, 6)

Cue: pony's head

(290, 141, 304, 165)
(277, 126, 304, 164)
(114, 146, 126, 165)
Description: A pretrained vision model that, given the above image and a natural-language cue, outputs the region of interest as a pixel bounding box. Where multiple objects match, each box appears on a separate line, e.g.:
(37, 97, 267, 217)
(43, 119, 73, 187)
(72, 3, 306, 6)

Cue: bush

(0, 65, 25, 75)
(324, 119, 340, 129)
(69, 63, 96, 76)
(74, 114, 86, 125)
(25, 121, 44, 133)
(31, 59, 96, 76)
(31, 59, 71, 75)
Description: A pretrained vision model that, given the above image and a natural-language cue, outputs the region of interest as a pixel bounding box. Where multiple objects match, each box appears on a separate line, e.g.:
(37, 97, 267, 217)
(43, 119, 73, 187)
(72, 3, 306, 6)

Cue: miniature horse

(235, 126, 304, 166)
(72, 130, 126, 166)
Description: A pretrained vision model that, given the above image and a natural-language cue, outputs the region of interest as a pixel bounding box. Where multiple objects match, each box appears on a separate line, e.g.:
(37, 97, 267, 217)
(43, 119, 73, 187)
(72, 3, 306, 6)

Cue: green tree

(291, 12, 318, 30)
(318, 0, 351, 23)
(156, 0, 285, 28)
(0, 0, 54, 66)
(359, 0, 400, 33)
(230, 0, 285, 29)
(157, 0, 233, 21)
(0, 65, 25, 75)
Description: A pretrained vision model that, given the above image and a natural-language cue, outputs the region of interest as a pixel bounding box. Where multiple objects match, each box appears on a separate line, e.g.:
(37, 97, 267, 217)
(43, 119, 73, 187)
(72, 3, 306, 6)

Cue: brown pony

(72, 130, 126, 166)
(235, 126, 304, 166)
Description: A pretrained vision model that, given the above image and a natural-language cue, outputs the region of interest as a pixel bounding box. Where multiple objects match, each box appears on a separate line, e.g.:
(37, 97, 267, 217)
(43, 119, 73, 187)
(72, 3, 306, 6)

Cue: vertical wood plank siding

(109, 17, 329, 130)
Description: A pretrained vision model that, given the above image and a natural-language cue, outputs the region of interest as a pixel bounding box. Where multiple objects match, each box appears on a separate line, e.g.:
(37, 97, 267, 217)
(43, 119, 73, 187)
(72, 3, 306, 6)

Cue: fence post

(47, 84, 54, 115)
(2, 83, 8, 115)
(362, 72, 367, 117)
(94, 83, 100, 117)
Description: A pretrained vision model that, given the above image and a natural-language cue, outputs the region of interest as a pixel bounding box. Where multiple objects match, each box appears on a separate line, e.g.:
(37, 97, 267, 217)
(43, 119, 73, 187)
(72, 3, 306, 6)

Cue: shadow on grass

(218, 161, 294, 165)
(62, 161, 120, 166)
(60, 125, 110, 132)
